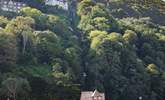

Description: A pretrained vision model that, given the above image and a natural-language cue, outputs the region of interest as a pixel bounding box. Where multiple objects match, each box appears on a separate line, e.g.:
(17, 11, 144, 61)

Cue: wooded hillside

(0, 0, 165, 100)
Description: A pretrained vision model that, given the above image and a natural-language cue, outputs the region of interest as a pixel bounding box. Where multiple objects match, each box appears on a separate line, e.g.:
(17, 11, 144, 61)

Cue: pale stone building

(45, 0, 68, 10)
(0, 0, 25, 12)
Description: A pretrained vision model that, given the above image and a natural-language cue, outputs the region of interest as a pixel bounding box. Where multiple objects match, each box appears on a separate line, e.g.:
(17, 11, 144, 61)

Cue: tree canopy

(0, 0, 165, 100)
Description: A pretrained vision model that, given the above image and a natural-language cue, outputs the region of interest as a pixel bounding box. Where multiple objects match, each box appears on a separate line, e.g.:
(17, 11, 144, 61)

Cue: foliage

(0, 30, 17, 71)
(0, 0, 165, 100)
(0, 16, 9, 28)
(0, 78, 31, 100)
(5, 16, 35, 64)
(77, 0, 118, 33)
(21, 7, 70, 37)
(21, 7, 42, 17)
(33, 30, 62, 64)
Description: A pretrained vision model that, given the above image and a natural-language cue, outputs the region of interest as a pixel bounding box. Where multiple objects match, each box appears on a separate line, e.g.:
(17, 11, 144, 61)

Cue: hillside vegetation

(0, 0, 165, 100)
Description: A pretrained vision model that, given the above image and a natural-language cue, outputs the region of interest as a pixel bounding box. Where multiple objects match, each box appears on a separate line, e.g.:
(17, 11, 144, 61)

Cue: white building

(0, 0, 69, 12)
(0, 0, 26, 12)
(45, 0, 68, 10)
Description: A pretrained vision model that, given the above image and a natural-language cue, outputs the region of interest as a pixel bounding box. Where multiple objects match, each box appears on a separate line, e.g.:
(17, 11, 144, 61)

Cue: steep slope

(108, 0, 165, 25)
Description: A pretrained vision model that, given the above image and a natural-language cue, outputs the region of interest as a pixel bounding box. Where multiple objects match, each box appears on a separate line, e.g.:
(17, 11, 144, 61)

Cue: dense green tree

(0, 0, 165, 100)
(21, 7, 71, 37)
(123, 29, 137, 44)
(5, 16, 35, 54)
(77, 0, 118, 33)
(5, 16, 35, 64)
(21, 7, 42, 17)
(33, 30, 62, 64)
(0, 30, 17, 71)
(0, 78, 31, 100)
(47, 15, 70, 36)
(64, 47, 81, 77)
(20, 7, 48, 30)
(0, 16, 9, 28)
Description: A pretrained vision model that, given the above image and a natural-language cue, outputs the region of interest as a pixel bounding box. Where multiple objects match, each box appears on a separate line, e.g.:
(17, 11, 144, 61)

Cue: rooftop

(80, 90, 105, 100)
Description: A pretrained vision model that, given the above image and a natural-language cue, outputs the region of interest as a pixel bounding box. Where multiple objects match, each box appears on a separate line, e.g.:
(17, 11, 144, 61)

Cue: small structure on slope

(80, 90, 105, 100)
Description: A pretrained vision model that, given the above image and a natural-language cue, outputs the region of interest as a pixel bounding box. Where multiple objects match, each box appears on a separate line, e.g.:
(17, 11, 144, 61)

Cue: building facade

(45, 0, 68, 10)
(0, 0, 69, 12)
(0, 0, 26, 12)
(80, 90, 105, 100)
